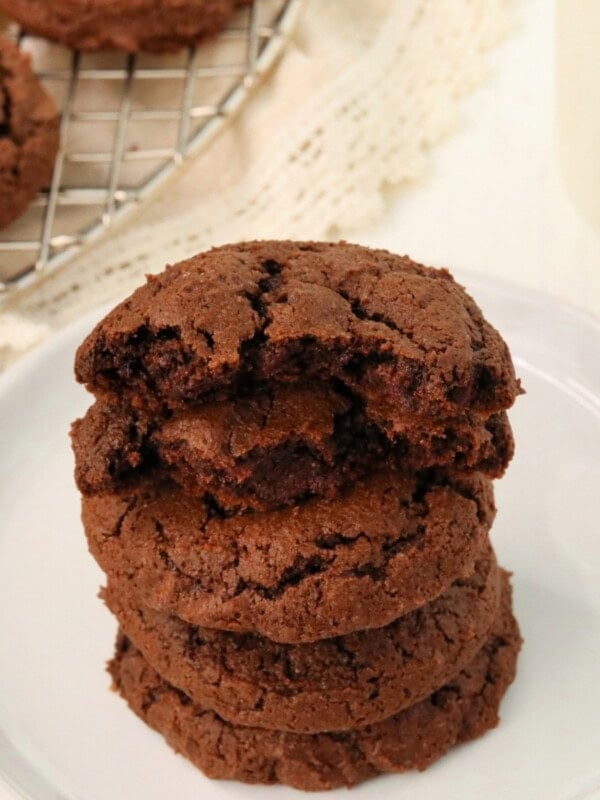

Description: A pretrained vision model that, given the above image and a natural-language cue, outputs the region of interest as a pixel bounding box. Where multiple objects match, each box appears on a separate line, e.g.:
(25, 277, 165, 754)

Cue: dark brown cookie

(109, 572, 521, 791)
(74, 241, 521, 421)
(72, 384, 353, 510)
(0, 0, 252, 53)
(103, 549, 500, 733)
(83, 470, 494, 643)
(71, 385, 513, 509)
(0, 35, 59, 230)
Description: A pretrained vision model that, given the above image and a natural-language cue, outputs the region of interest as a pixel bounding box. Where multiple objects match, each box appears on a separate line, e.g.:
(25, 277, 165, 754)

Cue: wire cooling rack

(0, 0, 302, 295)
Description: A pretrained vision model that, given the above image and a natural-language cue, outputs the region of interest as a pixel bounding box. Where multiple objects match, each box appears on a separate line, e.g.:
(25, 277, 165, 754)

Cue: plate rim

(0, 270, 599, 800)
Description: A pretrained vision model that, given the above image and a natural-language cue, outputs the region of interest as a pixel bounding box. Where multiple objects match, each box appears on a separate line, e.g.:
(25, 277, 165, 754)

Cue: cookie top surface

(71, 384, 513, 509)
(0, 0, 246, 53)
(83, 469, 494, 643)
(0, 35, 59, 229)
(109, 572, 521, 791)
(75, 240, 521, 418)
(104, 549, 500, 733)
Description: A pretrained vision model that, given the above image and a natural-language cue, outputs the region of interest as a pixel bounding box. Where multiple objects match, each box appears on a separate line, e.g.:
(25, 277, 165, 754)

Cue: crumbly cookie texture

(75, 241, 522, 418)
(71, 385, 513, 509)
(109, 572, 521, 791)
(83, 469, 495, 643)
(103, 548, 500, 733)
(0, 35, 59, 230)
(0, 0, 252, 53)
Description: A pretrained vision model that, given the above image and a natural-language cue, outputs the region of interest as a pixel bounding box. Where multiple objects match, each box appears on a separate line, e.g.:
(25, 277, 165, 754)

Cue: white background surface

(362, 0, 600, 315)
(1, 0, 599, 798)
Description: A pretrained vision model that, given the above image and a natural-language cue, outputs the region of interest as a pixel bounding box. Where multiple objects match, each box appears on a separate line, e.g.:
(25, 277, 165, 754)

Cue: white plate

(0, 275, 599, 800)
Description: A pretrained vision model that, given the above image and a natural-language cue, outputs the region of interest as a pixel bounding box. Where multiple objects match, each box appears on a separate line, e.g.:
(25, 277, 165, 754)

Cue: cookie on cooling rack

(0, 35, 59, 230)
(0, 0, 254, 53)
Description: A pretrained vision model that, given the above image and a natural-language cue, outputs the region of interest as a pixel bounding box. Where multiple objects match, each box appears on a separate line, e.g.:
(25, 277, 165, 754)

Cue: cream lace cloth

(0, 0, 514, 369)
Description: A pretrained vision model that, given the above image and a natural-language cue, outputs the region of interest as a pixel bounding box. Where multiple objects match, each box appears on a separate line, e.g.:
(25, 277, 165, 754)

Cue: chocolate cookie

(109, 573, 521, 791)
(74, 241, 521, 421)
(71, 386, 513, 508)
(103, 549, 500, 733)
(83, 470, 494, 643)
(0, 0, 252, 53)
(0, 35, 59, 230)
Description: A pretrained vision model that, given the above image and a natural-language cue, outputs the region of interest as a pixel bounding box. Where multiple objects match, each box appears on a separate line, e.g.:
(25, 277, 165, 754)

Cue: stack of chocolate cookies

(71, 240, 522, 791)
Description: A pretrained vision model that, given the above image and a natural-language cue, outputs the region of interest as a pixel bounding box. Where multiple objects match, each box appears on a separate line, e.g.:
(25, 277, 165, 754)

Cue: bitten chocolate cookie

(0, 35, 59, 230)
(71, 386, 513, 509)
(103, 549, 500, 733)
(0, 0, 252, 53)
(74, 241, 522, 421)
(109, 573, 521, 791)
(83, 470, 494, 643)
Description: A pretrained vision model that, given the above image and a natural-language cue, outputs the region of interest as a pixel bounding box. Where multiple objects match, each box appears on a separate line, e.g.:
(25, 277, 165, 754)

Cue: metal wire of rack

(0, 0, 303, 296)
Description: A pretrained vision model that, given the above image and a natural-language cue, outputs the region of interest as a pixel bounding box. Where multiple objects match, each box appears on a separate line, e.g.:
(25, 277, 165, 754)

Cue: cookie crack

(337, 288, 413, 341)
(107, 496, 138, 538)
(345, 526, 425, 583)
(198, 492, 229, 531)
(335, 284, 457, 362)
(335, 284, 485, 395)
(315, 531, 367, 550)
(235, 553, 333, 601)
(193, 325, 215, 351)
(238, 259, 283, 365)
(430, 612, 456, 646)
(0, 67, 12, 141)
